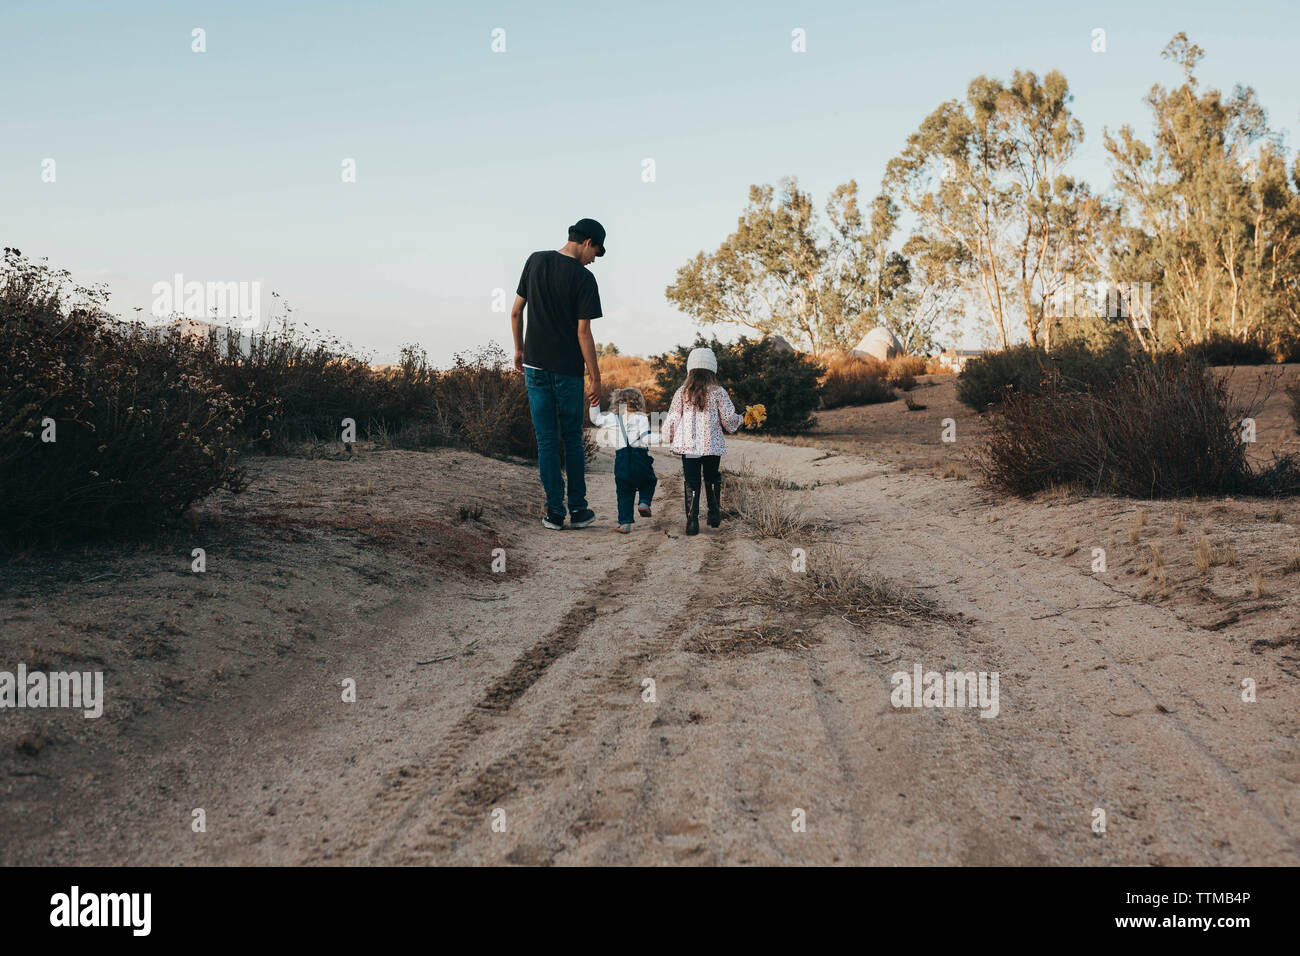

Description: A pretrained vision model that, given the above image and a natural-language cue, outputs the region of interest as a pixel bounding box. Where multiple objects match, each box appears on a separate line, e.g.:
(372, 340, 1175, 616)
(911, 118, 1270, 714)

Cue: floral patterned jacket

(660, 385, 743, 457)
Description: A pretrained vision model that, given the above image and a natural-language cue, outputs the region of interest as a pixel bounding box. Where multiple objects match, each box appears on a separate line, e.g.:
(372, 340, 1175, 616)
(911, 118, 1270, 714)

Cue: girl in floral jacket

(658, 347, 743, 535)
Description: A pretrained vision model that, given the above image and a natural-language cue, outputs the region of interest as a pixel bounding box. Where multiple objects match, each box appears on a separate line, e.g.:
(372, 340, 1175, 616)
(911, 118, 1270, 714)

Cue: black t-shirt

(516, 250, 601, 376)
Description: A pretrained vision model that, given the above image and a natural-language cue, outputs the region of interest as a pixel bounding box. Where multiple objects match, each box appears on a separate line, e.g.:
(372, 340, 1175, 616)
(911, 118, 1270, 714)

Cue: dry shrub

(818, 352, 895, 409)
(886, 354, 928, 389)
(975, 354, 1300, 498)
(430, 346, 534, 458)
(1, 251, 250, 548)
(819, 352, 926, 408)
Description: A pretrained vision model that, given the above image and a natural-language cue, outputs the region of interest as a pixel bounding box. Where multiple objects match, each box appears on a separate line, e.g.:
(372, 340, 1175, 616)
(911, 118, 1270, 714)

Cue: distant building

(935, 349, 985, 372)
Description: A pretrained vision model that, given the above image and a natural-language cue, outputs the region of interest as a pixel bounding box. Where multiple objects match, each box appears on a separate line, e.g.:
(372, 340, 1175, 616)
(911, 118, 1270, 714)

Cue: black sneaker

(543, 510, 566, 530)
(569, 508, 596, 529)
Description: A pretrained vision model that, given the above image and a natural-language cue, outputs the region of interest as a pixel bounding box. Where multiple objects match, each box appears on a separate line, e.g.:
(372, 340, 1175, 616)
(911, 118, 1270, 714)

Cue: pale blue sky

(4, 0, 1298, 361)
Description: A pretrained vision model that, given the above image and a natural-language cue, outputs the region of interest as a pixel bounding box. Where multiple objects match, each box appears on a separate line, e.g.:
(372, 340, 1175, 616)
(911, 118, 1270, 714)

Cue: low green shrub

(652, 335, 824, 434)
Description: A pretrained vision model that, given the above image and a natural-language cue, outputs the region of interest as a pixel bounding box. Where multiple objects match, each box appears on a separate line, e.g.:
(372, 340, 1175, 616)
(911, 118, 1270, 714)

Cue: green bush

(651, 335, 824, 434)
(956, 340, 1135, 411)
(1, 250, 250, 548)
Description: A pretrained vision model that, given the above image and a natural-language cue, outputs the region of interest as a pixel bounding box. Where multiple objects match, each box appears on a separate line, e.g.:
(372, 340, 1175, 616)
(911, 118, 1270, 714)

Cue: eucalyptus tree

(884, 70, 1085, 351)
(664, 178, 910, 352)
(1104, 33, 1300, 347)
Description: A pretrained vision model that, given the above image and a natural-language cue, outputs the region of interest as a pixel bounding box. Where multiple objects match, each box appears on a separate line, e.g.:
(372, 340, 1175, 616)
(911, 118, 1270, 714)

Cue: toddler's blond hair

(607, 386, 646, 413)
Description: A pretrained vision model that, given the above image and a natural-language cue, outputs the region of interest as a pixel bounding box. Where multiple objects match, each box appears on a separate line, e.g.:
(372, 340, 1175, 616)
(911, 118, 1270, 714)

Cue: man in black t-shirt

(510, 218, 606, 530)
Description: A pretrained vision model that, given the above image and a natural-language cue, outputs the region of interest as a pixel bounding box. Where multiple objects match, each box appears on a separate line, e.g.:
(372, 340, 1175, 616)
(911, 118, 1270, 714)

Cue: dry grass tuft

(1194, 537, 1213, 574)
(1284, 554, 1300, 575)
(1195, 536, 1239, 573)
(1172, 513, 1186, 535)
(1129, 510, 1148, 544)
(1251, 570, 1268, 599)
(724, 465, 813, 538)
(1142, 543, 1164, 577)
(783, 545, 957, 629)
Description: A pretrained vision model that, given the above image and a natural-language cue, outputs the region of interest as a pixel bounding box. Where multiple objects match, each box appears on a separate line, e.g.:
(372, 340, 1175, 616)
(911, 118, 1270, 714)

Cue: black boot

(684, 483, 700, 536)
(705, 479, 721, 528)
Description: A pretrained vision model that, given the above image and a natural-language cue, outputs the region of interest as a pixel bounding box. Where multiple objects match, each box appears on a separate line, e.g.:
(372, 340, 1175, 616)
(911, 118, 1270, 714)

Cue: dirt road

(6, 437, 1299, 865)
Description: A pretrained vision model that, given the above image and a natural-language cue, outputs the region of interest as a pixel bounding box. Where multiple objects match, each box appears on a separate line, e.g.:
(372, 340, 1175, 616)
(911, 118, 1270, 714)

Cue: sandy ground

(3, 368, 1298, 865)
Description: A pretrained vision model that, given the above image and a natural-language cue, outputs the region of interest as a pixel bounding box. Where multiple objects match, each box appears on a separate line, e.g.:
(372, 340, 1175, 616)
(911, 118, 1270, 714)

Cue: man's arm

(510, 295, 526, 373)
(577, 319, 601, 406)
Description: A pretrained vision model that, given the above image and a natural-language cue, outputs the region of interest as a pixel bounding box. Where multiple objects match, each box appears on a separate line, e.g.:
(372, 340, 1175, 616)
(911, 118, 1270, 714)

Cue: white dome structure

(852, 327, 902, 361)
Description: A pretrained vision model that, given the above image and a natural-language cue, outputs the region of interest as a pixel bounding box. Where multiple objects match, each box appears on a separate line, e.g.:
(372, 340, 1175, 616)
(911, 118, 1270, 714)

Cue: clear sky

(4, 0, 1298, 362)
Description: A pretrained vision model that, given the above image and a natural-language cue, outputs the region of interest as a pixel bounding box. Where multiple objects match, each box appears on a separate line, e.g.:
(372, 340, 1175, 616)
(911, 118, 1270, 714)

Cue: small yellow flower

(743, 403, 767, 428)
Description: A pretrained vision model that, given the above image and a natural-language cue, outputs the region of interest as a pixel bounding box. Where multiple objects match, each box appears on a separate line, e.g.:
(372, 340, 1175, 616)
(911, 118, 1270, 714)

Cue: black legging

(682, 455, 720, 489)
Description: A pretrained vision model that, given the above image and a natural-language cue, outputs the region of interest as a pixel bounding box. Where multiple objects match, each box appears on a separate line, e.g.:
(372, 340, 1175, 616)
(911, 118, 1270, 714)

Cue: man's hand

(576, 318, 602, 407)
(510, 295, 526, 374)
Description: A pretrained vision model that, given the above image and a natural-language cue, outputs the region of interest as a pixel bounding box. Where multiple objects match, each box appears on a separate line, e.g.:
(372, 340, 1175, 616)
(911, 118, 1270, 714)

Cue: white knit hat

(686, 347, 718, 373)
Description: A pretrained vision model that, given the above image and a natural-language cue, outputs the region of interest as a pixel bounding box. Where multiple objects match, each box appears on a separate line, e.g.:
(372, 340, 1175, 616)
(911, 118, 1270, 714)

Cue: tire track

(356, 535, 687, 863)
(393, 534, 730, 864)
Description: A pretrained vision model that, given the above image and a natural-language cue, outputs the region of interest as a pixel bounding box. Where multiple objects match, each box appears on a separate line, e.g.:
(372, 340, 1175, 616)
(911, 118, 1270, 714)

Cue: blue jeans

(524, 367, 587, 516)
(614, 447, 657, 524)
